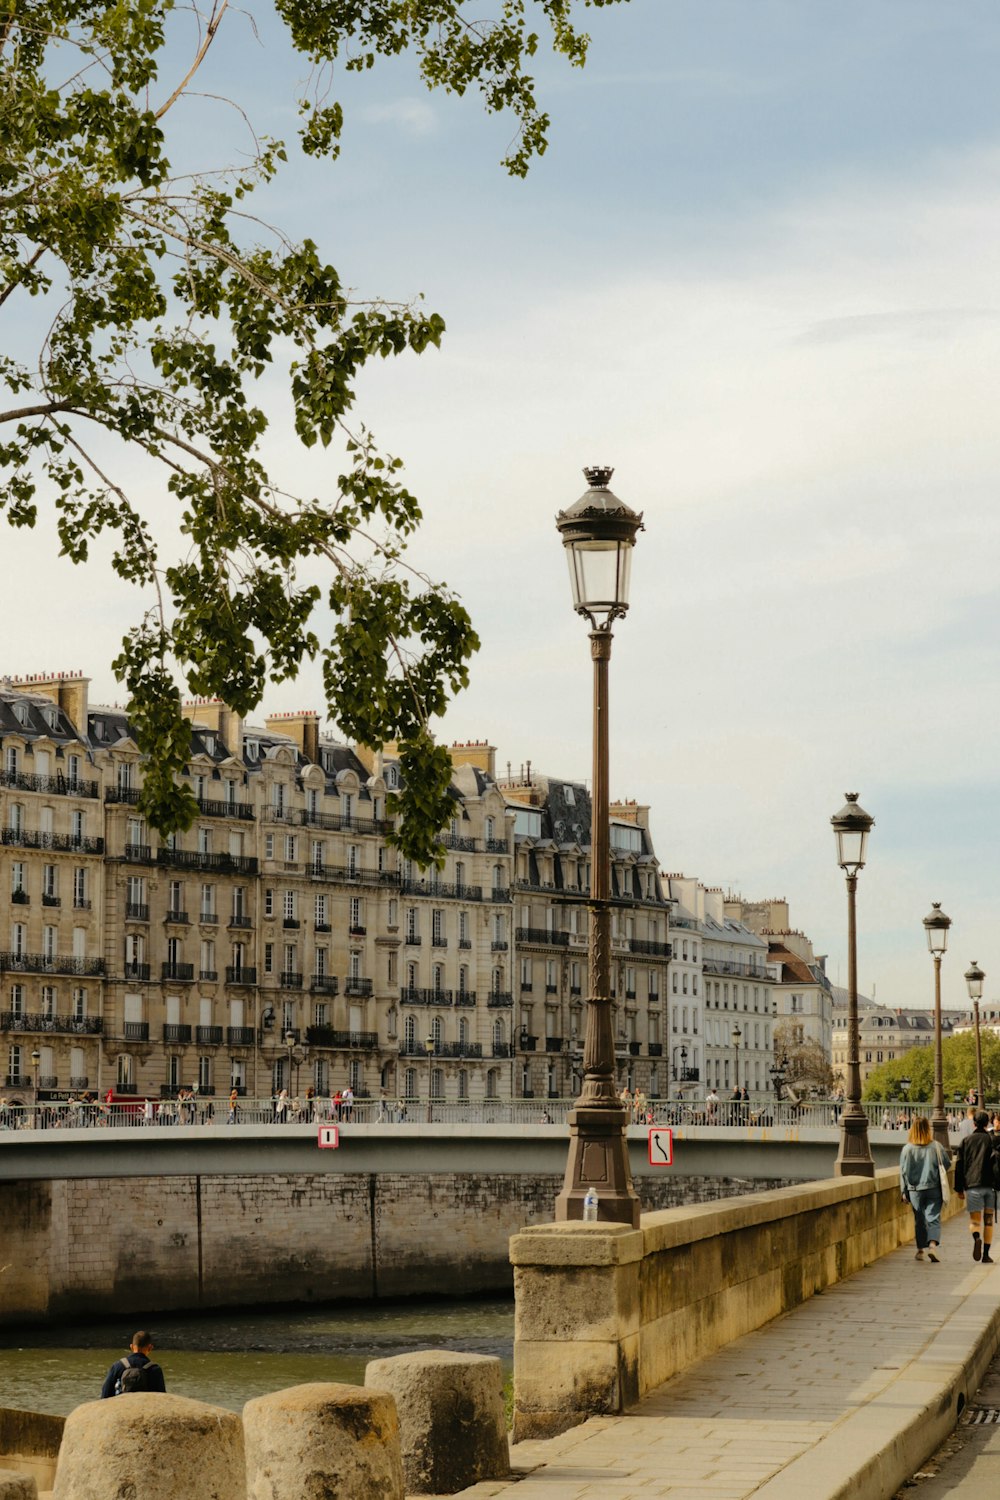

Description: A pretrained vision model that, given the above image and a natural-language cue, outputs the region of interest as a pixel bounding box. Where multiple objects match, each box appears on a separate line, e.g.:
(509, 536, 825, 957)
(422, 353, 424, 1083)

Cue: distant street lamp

(733, 1025, 742, 1090)
(770, 1054, 788, 1099)
(899, 1074, 912, 1101)
(31, 1047, 40, 1093)
(923, 903, 952, 1150)
(425, 1034, 435, 1124)
(283, 1029, 295, 1094)
(554, 465, 644, 1228)
(965, 960, 986, 1108)
(831, 793, 875, 1177)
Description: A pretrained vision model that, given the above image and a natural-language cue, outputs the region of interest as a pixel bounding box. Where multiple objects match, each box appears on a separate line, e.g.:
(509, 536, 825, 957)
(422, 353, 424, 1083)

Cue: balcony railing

(2, 829, 103, 854)
(326, 866, 399, 888)
(282, 917, 300, 929)
(702, 957, 772, 980)
(491, 940, 508, 951)
(124, 844, 154, 863)
(39, 1074, 58, 1088)
(516, 927, 569, 947)
(164, 909, 188, 924)
(199, 969, 218, 981)
(629, 938, 672, 958)
(41, 893, 60, 907)
(490, 887, 511, 903)
(196, 1025, 223, 1044)
(163, 1023, 192, 1043)
(401, 879, 483, 902)
(105, 786, 142, 804)
(306, 1026, 379, 1050)
(157, 849, 258, 876)
(265, 807, 391, 836)
(485, 838, 509, 854)
(161, 962, 194, 982)
(124, 1021, 149, 1042)
(0, 953, 104, 976)
(278, 971, 303, 989)
(648, 1042, 664, 1056)
(487, 992, 513, 1008)
(11, 889, 28, 904)
(69, 1075, 90, 1088)
(544, 1037, 564, 1052)
(400, 987, 453, 1007)
(228, 914, 252, 929)
(226, 1026, 256, 1046)
(344, 977, 373, 998)
(194, 797, 254, 821)
(401, 1040, 483, 1059)
(454, 991, 476, 1007)
(123, 962, 150, 982)
(1, 768, 98, 798)
(0, 1010, 102, 1034)
(225, 967, 257, 985)
(310, 976, 339, 995)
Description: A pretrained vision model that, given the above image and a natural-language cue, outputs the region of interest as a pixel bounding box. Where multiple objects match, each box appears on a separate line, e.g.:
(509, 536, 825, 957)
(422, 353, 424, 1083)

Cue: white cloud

(359, 98, 437, 136)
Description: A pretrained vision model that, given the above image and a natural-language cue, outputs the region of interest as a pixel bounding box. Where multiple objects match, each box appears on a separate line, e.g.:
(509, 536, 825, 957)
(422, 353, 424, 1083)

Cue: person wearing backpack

(100, 1331, 166, 1397)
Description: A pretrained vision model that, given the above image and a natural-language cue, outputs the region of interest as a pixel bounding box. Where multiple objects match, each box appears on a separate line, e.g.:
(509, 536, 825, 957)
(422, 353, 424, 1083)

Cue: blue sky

(8, 0, 1000, 1010)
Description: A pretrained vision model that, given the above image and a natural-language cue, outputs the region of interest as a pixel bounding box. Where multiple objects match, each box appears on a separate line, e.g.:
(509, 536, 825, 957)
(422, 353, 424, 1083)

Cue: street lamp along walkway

(553, 466, 643, 1229)
(831, 792, 875, 1177)
(924, 903, 952, 1151)
(965, 960, 986, 1109)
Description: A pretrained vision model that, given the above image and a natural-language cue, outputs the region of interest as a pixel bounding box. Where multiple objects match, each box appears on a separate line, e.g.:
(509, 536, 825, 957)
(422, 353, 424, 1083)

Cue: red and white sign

(647, 1127, 673, 1166)
(317, 1125, 340, 1149)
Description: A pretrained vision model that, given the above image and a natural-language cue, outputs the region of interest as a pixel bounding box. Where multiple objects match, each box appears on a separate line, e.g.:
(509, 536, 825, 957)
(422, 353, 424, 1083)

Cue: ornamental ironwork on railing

(0, 1010, 102, 1034)
(515, 927, 569, 947)
(1, 829, 103, 854)
(0, 768, 99, 798)
(629, 938, 672, 958)
(0, 953, 104, 975)
(401, 879, 483, 902)
(265, 808, 390, 836)
(306, 1026, 379, 1050)
(399, 987, 452, 1006)
(157, 849, 258, 876)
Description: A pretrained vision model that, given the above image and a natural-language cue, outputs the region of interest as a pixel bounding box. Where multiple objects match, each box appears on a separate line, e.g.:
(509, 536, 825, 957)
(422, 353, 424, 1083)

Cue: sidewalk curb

(749, 1267, 1000, 1500)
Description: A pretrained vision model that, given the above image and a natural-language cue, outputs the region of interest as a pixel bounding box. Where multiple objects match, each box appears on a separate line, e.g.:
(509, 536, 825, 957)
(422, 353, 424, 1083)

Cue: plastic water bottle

(582, 1188, 599, 1223)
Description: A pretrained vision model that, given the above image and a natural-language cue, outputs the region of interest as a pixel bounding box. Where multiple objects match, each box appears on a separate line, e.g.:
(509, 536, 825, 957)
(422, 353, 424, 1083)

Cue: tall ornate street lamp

(554, 465, 643, 1227)
(770, 1054, 788, 1100)
(923, 903, 952, 1150)
(283, 1029, 295, 1094)
(965, 960, 985, 1109)
(831, 793, 875, 1176)
(733, 1025, 742, 1090)
(31, 1047, 40, 1094)
(425, 1034, 435, 1124)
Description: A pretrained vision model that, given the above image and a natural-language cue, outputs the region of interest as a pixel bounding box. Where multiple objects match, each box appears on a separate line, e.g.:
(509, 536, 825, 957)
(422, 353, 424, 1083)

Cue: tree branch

(155, 0, 230, 120)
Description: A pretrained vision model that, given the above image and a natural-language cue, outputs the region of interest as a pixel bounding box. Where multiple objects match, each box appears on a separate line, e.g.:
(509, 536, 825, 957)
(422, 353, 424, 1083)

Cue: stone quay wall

(0, 1171, 783, 1326)
(510, 1166, 963, 1439)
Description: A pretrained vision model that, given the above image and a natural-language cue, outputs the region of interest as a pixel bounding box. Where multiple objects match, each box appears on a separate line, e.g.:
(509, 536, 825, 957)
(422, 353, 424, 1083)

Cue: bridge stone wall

(0, 1170, 783, 1326)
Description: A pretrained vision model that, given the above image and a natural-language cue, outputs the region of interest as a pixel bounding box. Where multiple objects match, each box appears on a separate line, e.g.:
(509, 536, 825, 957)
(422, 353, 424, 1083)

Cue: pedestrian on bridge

(954, 1110, 1000, 1263)
(899, 1115, 948, 1262)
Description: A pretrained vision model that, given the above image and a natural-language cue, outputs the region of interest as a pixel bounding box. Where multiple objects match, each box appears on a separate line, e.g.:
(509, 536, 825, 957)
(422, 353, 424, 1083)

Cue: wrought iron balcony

(485, 838, 509, 854)
(225, 967, 257, 985)
(629, 938, 672, 958)
(399, 987, 452, 1007)
(648, 1042, 663, 1056)
(278, 971, 303, 989)
(161, 962, 194, 982)
(2, 828, 103, 854)
(265, 808, 390, 836)
(516, 927, 569, 947)
(306, 1026, 379, 1049)
(544, 1037, 564, 1052)
(1, 768, 98, 798)
(164, 909, 188, 924)
(124, 962, 150, 982)
(0, 1010, 102, 1034)
(343, 977, 373, 998)
(194, 797, 254, 820)
(124, 1021, 149, 1042)
(157, 848, 258, 876)
(105, 786, 143, 804)
(401, 1040, 483, 1059)
(196, 1025, 223, 1044)
(310, 975, 339, 995)
(0, 952, 105, 976)
(226, 1026, 256, 1046)
(490, 887, 511, 903)
(163, 1023, 192, 1043)
(228, 914, 252, 928)
(199, 970, 218, 981)
(454, 991, 476, 1007)
(41, 893, 60, 907)
(400, 879, 483, 902)
(326, 866, 399, 888)
(486, 992, 513, 1008)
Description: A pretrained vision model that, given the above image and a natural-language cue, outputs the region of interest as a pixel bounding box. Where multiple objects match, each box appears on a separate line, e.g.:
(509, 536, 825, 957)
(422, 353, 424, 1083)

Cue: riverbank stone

(0, 1470, 36, 1500)
(51, 1393, 244, 1500)
(243, 1382, 403, 1500)
(364, 1350, 509, 1493)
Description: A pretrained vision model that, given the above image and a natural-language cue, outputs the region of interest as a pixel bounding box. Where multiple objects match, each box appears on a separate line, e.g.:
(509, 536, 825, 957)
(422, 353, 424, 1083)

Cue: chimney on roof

(264, 710, 320, 764)
(20, 671, 90, 733)
(181, 698, 244, 758)
(449, 740, 496, 777)
(609, 799, 649, 829)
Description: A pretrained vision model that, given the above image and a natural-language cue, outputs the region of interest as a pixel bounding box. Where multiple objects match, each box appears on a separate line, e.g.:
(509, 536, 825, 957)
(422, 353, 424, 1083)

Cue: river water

(0, 1298, 514, 1417)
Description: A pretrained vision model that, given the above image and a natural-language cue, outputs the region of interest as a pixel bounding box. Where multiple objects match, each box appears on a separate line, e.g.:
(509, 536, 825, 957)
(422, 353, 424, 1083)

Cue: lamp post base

(931, 1112, 950, 1152)
(833, 1109, 875, 1177)
(554, 1105, 641, 1227)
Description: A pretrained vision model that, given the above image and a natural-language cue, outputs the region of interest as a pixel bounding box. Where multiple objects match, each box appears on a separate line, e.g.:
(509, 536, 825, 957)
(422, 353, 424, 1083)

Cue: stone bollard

(364, 1351, 509, 1494)
(52, 1394, 244, 1500)
(243, 1383, 403, 1500)
(0, 1470, 36, 1500)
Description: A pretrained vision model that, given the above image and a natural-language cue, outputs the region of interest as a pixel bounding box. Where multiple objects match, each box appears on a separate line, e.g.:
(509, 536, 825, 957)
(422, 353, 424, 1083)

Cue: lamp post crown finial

(583, 464, 614, 488)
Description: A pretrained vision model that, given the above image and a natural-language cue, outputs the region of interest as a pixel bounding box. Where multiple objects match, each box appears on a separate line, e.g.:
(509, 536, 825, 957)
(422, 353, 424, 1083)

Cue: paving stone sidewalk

(469, 1215, 1000, 1500)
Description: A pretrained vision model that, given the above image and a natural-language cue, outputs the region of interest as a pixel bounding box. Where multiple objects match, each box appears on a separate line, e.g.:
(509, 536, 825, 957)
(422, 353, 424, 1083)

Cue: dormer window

(43, 706, 58, 729)
(203, 733, 216, 755)
(13, 701, 29, 726)
(564, 786, 576, 806)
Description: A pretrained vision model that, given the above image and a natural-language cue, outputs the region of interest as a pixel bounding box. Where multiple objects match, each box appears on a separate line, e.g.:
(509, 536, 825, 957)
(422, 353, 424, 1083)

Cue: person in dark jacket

(954, 1111, 1000, 1263)
(100, 1331, 167, 1397)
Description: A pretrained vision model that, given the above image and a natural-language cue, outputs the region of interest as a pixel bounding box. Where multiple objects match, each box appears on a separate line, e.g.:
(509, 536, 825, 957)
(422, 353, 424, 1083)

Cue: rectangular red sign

(317, 1125, 340, 1149)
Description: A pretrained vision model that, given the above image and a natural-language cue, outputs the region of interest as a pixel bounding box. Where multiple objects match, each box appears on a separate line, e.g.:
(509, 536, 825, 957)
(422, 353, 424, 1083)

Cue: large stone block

(0, 1469, 36, 1500)
(364, 1351, 508, 1494)
(52, 1394, 244, 1500)
(243, 1382, 403, 1500)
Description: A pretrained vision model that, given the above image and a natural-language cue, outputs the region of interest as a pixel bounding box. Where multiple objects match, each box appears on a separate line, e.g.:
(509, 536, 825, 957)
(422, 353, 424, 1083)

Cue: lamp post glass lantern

(31, 1047, 40, 1092)
(831, 793, 875, 1177)
(554, 466, 644, 1228)
(923, 903, 952, 1149)
(966, 961, 986, 1109)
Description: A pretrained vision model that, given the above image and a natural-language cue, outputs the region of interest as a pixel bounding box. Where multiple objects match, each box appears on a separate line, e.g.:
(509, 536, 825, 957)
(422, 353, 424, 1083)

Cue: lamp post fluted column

(924, 904, 951, 1151)
(966, 962, 986, 1109)
(553, 465, 643, 1227)
(832, 794, 874, 1177)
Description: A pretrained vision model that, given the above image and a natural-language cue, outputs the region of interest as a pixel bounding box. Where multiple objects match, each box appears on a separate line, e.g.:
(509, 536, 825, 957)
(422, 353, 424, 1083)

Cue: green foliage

(0, 0, 625, 863)
(862, 1028, 1000, 1102)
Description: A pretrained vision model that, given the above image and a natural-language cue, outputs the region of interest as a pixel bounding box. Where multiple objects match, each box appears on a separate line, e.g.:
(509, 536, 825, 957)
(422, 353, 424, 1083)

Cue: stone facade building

(0, 673, 672, 1105)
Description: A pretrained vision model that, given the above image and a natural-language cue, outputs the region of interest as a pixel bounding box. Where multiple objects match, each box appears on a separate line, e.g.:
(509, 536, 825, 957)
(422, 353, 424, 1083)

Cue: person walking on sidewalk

(955, 1109, 1000, 1263)
(899, 1115, 948, 1262)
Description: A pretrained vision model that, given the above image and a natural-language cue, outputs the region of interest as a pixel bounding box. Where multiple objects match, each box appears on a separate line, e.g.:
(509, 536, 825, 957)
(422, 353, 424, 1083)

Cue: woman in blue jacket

(900, 1115, 949, 1262)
